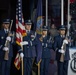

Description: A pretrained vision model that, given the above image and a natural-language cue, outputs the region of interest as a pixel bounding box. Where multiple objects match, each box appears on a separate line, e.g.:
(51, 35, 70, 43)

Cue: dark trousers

(1, 57, 12, 75)
(40, 58, 50, 75)
(24, 58, 32, 75)
(57, 60, 69, 75)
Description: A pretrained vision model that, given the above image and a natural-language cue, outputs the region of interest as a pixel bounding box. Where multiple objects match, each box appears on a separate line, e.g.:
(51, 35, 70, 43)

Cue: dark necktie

(6, 31, 8, 33)
(27, 31, 30, 35)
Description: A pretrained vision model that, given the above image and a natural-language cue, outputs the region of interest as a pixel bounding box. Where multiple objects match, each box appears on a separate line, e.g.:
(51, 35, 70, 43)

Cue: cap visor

(3, 22, 10, 24)
(25, 23, 32, 25)
(60, 28, 66, 30)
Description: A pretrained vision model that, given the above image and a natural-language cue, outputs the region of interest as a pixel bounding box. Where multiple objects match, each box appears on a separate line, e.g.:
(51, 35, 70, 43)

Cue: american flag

(16, 0, 26, 45)
(14, 0, 26, 70)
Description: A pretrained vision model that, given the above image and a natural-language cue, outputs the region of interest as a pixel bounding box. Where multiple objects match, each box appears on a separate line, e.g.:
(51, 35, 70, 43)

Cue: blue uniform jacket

(53, 35, 70, 61)
(0, 29, 14, 61)
(19, 30, 42, 61)
(38, 35, 52, 59)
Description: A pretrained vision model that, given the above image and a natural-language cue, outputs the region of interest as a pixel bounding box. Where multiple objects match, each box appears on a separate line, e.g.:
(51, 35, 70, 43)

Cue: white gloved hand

(59, 49, 65, 53)
(20, 53, 24, 58)
(6, 36, 11, 41)
(20, 41, 28, 46)
(63, 39, 68, 44)
(3, 47, 9, 51)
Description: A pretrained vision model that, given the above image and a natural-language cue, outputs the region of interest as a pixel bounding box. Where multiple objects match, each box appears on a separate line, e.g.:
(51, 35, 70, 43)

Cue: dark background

(0, 0, 68, 30)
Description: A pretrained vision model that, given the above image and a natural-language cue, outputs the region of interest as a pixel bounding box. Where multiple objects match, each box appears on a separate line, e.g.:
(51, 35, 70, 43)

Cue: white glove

(3, 47, 9, 51)
(20, 41, 28, 45)
(63, 39, 68, 44)
(59, 49, 65, 53)
(6, 36, 11, 41)
(20, 53, 24, 58)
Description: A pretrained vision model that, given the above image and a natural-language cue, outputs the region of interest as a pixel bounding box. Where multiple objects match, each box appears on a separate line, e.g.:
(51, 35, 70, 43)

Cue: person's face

(42, 30, 47, 35)
(3, 23, 10, 29)
(59, 29, 65, 35)
(51, 24, 56, 29)
(25, 24, 32, 30)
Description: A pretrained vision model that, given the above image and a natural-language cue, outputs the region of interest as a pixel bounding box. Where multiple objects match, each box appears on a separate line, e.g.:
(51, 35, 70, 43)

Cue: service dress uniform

(53, 25, 70, 75)
(18, 20, 42, 75)
(39, 26, 52, 75)
(0, 19, 14, 75)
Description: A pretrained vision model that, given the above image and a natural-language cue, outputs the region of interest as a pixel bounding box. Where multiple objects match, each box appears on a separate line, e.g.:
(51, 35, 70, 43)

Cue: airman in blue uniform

(0, 19, 15, 75)
(18, 20, 42, 75)
(53, 25, 70, 75)
(38, 26, 52, 75)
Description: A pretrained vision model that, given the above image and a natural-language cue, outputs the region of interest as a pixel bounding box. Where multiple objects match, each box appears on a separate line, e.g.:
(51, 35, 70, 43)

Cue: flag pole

(46, 0, 48, 26)
(20, 34, 24, 75)
(20, 0, 24, 75)
(67, 0, 70, 36)
(21, 45, 24, 75)
(61, 0, 64, 25)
